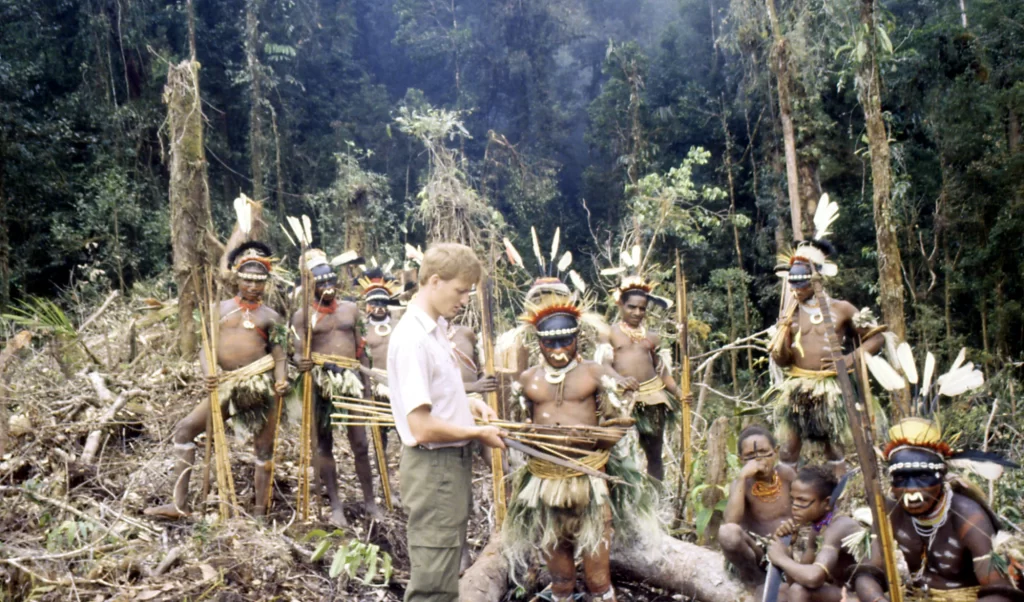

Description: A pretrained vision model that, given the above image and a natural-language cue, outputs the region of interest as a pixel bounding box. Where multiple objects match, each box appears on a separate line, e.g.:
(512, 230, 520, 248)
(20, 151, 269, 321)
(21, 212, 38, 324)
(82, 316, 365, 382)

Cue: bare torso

(890, 494, 1004, 590)
(740, 469, 794, 535)
(608, 324, 659, 382)
(215, 299, 280, 371)
(292, 301, 360, 358)
(449, 325, 479, 384)
(364, 316, 393, 370)
(781, 298, 857, 372)
(520, 361, 606, 448)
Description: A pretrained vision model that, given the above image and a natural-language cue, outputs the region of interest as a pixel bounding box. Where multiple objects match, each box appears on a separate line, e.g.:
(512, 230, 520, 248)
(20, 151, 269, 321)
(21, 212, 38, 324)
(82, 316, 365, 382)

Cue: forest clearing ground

(0, 292, 691, 601)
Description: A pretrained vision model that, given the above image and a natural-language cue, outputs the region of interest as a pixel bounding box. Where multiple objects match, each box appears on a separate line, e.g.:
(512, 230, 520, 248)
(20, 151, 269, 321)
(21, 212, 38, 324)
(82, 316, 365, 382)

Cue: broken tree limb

(458, 531, 751, 602)
(81, 372, 144, 465)
(77, 290, 120, 334)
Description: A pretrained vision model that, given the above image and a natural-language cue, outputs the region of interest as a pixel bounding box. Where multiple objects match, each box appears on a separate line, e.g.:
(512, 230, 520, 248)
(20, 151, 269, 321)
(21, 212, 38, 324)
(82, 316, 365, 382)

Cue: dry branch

(80, 372, 144, 465)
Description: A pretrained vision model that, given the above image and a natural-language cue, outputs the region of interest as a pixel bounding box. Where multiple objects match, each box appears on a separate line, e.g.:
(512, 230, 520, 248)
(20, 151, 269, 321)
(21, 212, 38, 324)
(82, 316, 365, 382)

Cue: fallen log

(458, 531, 751, 602)
(459, 533, 508, 602)
(611, 532, 752, 602)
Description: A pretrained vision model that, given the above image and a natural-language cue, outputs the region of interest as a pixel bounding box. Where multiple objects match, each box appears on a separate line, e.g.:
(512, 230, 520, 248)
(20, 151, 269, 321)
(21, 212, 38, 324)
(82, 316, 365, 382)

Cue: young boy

(719, 425, 795, 590)
(767, 465, 861, 601)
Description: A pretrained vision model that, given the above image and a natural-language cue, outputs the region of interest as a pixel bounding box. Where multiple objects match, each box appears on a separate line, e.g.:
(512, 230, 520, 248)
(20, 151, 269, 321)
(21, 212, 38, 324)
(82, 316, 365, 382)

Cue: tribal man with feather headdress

(291, 248, 381, 523)
(596, 245, 681, 481)
(145, 240, 290, 520)
(767, 195, 886, 472)
(359, 261, 405, 448)
(851, 345, 1023, 602)
(501, 230, 658, 602)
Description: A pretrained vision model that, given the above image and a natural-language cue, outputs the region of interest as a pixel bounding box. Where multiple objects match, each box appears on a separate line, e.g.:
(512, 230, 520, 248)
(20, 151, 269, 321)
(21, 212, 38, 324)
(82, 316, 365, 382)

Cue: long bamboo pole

(478, 276, 506, 526)
(194, 269, 236, 519)
(674, 251, 694, 525)
(298, 247, 313, 521)
(810, 269, 902, 601)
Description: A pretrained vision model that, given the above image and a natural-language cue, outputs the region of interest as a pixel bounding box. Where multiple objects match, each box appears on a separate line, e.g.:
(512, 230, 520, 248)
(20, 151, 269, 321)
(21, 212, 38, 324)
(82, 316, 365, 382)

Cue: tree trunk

(165, 60, 215, 356)
(459, 532, 751, 602)
(765, 0, 803, 241)
(699, 416, 730, 544)
(855, 0, 906, 340)
(246, 0, 266, 204)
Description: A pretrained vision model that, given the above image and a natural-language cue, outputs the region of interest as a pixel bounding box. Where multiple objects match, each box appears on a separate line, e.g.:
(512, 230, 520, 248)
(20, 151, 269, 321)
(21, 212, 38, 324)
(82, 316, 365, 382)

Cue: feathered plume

(569, 270, 586, 293)
(503, 237, 524, 269)
(937, 361, 984, 397)
(383, 259, 395, 274)
(330, 250, 362, 267)
(897, 342, 919, 385)
(287, 216, 311, 247)
(530, 227, 546, 273)
(620, 249, 636, 269)
(600, 266, 627, 276)
(813, 193, 840, 240)
(550, 227, 561, 263)
(921, 352, 936, 398)
(280, 224, 297, 248)
(631, 245, 642, 270)
(557, 251, 572, 273)
(405, 244, 424, 266)
(302, 215, 313, 247)
(233, 194, 252, 234)
(867, 353, 906, 391)
(949, 450, 1020, 481)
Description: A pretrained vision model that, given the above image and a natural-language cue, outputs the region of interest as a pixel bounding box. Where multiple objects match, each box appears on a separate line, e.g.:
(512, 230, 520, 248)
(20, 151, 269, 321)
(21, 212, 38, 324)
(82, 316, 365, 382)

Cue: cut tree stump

(459, 531, 751, 602)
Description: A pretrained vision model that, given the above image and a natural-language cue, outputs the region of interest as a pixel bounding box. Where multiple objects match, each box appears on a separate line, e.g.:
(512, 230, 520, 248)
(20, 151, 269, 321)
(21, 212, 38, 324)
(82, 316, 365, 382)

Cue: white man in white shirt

(387, 242, 506, 602)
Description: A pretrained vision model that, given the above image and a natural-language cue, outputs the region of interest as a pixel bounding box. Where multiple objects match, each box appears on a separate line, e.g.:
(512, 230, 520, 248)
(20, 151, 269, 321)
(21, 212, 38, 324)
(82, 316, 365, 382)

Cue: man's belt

(637, 376, 666, 395)
(310, 352, 360, 370)
(906, 586, 981, 602)
(526, 449, 610, 480)
(218, 354, 275, 384)
(786, 366, 841, 379)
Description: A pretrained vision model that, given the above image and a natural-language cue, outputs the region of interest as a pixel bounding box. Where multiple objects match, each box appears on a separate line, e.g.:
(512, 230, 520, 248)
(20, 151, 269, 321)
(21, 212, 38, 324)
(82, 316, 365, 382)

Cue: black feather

(808, 238, 836, 258)
(227, 241, 273, 266)
(950, 449, 1020, 468)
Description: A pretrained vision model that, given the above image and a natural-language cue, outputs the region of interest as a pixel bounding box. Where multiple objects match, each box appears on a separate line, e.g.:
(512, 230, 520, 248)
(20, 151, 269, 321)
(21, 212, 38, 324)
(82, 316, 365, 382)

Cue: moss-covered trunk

(165, 60, 214, 356)
(856, 0, 906, 342)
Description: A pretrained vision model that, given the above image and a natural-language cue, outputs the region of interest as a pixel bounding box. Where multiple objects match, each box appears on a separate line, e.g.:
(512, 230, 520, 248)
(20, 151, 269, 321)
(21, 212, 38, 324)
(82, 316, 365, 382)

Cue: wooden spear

(673, 251, 694, 525)
(478, 275, 507, 526)
(809, 268, 903, 601)
(194, 269, 237, 520)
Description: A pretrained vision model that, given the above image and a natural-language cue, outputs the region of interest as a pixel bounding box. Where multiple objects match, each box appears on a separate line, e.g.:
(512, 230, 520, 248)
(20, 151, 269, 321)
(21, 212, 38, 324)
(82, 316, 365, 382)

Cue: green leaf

(302, 529, 329, 542)
(877, 26, 893, 54)
(695, 506, 714, 536)
(330, 548, 346, 578)
(362, 550, 379, 584)
(311, 539, 332, 563)
(380, 553, 393, 583)
(856, 40, 867, 62)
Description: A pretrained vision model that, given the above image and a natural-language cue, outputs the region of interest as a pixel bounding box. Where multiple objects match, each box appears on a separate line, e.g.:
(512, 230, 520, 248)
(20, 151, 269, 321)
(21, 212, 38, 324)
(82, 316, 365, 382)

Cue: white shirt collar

(406, 302, 444, 334)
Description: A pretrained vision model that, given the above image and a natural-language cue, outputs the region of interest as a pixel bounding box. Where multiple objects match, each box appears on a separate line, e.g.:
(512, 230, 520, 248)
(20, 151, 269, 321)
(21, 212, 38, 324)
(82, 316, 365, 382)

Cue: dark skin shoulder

(291, 299, 360, 367)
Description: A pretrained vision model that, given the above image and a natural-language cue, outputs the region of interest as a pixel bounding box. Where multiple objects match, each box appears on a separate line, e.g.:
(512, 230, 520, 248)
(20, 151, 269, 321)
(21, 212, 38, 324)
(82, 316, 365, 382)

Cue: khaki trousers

(400, 444, 472, 602)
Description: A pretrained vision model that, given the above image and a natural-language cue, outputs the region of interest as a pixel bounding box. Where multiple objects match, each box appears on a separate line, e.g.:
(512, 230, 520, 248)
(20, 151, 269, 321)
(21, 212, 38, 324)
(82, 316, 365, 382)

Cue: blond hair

(419, 243, 483, 286)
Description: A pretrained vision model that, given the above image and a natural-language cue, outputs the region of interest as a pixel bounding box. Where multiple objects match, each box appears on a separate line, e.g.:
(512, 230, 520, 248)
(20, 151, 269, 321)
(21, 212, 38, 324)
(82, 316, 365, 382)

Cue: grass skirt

(502, 445, 660, 584)
(631, 377, 680, 436)
(218, 355, 276, 431)
(766, 370, 887, 446)
(289, 364, 364, 430)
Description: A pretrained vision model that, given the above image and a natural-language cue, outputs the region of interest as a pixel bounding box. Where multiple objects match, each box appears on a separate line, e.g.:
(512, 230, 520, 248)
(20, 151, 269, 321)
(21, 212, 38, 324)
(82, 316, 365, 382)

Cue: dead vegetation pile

(0, 287, 497, 601)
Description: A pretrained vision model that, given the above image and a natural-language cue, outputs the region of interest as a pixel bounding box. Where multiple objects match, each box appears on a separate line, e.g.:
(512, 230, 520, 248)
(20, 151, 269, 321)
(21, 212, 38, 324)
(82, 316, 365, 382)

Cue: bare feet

(143, 504, 189, 520)
(330, 506, 349, 528)
(364, 501, 384, 521)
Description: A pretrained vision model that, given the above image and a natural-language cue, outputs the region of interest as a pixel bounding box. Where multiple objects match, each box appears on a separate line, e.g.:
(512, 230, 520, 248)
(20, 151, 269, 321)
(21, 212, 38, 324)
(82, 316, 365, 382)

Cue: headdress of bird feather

(356, 258, 403, 305)
(599, 243, 673, 310)
(227, 196, 273, 280)
(279, 212, 363, 286)
(866, 342, 1019, 482)
(503, 227, 595, 340)
(776, 193, 840, 280)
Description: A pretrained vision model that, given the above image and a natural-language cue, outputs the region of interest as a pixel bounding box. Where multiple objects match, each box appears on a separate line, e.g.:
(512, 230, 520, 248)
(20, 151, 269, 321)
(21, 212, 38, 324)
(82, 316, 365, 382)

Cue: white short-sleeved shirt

(387, 302, 474, 448)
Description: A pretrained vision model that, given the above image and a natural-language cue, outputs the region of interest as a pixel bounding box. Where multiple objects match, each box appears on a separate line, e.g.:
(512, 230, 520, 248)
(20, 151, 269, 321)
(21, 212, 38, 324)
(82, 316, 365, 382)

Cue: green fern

(3, 296, 76, 339)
